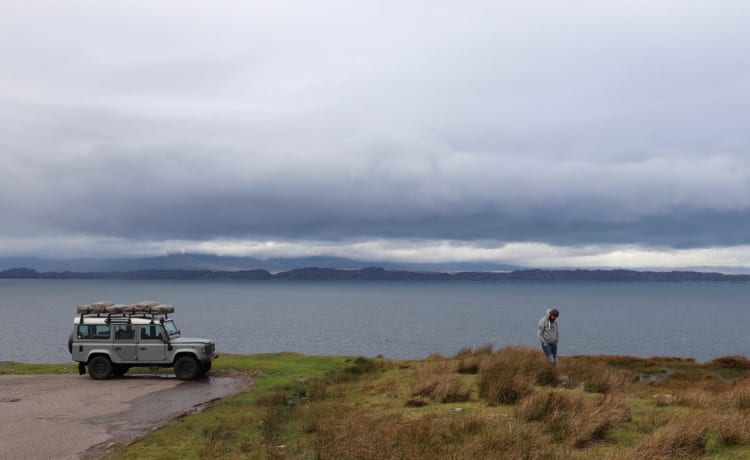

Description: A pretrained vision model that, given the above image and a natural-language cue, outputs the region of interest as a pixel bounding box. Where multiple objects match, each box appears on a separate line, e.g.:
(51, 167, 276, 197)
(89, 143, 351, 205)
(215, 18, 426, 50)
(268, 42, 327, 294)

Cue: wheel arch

(172, 350, 199, 365)
(86, 351, 113, 364)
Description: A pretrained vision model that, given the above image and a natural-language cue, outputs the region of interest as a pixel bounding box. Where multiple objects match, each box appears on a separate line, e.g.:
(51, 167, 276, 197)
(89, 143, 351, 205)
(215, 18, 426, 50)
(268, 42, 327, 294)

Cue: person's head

(549, 309, 559, 321)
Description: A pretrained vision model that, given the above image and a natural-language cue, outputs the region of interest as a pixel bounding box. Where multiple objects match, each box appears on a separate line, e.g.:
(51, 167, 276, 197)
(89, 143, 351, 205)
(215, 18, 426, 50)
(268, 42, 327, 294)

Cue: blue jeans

(541, 342, 557, 364)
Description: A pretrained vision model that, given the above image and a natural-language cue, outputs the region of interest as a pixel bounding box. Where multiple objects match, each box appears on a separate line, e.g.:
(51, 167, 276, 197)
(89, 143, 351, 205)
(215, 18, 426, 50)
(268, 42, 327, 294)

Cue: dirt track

(0, 373, 248, 460)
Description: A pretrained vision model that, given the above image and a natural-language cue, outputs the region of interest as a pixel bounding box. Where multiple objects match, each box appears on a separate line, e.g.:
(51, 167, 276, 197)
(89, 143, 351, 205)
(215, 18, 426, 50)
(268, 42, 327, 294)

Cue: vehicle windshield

(163, 320, 178, 336)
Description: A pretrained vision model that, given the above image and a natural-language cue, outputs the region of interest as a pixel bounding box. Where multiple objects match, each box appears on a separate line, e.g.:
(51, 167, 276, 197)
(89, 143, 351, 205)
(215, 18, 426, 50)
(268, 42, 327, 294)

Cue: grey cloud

(3, 101, 749, 250)
(2, 1, 750, 259)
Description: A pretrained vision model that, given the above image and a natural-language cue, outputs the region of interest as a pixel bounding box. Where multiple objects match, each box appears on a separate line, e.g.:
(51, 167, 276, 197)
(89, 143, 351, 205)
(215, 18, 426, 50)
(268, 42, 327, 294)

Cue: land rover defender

(69, 301, 217, 380)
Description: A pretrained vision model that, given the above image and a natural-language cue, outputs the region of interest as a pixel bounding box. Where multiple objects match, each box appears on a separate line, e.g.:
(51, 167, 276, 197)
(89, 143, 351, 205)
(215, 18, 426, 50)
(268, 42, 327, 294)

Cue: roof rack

(76, 300, 175, 324)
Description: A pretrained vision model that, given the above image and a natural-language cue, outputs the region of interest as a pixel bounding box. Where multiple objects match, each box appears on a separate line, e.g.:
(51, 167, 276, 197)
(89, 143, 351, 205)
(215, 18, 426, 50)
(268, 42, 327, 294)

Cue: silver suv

(69, 301, 218, 380)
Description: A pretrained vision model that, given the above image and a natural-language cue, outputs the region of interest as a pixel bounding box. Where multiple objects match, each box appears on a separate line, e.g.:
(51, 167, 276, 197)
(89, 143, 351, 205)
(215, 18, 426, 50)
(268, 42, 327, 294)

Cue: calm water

(0, 279, 746, 363)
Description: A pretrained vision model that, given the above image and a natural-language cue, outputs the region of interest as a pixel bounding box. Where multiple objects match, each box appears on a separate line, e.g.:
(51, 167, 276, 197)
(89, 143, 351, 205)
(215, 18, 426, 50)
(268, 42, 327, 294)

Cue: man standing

(538, 308, 559, 365)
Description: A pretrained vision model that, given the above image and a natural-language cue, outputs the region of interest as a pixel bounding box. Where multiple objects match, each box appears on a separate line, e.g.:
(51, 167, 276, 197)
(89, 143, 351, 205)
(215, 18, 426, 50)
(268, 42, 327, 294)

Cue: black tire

(112, 364, 129, 377)
(197, 361, 212, 376)
(174, 356, 199, 380)
(68, 331, 74, 354)
(88, 356, 112, 380)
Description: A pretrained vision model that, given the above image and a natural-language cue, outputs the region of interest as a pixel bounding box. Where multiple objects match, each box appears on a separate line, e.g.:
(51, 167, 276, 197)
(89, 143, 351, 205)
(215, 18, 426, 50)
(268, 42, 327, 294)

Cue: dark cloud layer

(1, 1, 750, 265)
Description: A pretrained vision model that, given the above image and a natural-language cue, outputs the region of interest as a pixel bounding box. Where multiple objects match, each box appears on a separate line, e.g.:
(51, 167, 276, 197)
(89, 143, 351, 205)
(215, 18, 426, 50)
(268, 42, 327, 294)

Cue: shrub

(478, 346, 557, 405)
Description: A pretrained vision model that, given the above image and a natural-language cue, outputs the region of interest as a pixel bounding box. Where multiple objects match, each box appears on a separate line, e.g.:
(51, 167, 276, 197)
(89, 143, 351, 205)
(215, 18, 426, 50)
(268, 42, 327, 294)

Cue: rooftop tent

(76, 301, 174, 315)
(103, 304, 129, 314)
(151, 304, 175, 314)
(76, 301, 115, 314)
(133, 300, 161, 313)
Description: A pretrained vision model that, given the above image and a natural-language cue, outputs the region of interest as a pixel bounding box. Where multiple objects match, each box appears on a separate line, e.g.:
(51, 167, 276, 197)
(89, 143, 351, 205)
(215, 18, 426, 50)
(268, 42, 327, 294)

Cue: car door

(112, 324, 137, 361)
(72, 324, 112, 362)
(137, 324, 167, 362)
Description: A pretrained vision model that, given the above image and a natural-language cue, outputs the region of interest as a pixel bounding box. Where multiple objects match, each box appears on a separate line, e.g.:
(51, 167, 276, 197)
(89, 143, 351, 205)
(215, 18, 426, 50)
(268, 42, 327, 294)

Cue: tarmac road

(0, 373, 248, 460)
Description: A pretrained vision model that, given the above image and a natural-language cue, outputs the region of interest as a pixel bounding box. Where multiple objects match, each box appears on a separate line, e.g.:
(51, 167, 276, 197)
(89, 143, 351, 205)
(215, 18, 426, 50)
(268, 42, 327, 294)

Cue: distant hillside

(0, 254, 521, 273)
(2, 266, 749, 282)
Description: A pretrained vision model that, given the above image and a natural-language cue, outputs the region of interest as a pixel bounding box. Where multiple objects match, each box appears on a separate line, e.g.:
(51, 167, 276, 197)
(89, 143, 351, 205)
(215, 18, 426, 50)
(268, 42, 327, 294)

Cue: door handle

(140, 347, 147, 350)
(114, 347, 122, 351)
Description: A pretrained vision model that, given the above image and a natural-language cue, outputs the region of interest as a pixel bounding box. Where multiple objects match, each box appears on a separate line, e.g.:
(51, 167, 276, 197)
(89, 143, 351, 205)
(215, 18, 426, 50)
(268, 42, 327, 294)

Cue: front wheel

(174, 356, 199, 380)
(88, 356, 112, 380)
(112, 364, 130, 377)
(197, 361, 212, 376)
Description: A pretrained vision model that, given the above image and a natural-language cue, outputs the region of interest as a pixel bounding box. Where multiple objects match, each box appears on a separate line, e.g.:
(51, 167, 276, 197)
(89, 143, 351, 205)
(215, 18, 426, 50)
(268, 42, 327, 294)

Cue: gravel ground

(0, 373, 248, 460)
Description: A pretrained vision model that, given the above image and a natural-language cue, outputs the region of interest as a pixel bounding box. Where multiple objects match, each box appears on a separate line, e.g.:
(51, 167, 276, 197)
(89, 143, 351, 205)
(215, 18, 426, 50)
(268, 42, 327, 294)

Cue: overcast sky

(2, 1, 750, 270)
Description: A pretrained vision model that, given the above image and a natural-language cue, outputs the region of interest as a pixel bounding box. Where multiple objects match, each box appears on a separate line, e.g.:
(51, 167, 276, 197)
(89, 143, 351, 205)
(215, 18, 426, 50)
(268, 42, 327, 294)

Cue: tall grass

(313, 409, 565, 459)
(633, 417, 710, 459)
(478, 346, 557, 405)
(719, 382, 750, 410)
(455, 344, 493, 374)
(106, 352, 750, 459)
(515, 391, 630, 447)
(411, 372, 472, 403)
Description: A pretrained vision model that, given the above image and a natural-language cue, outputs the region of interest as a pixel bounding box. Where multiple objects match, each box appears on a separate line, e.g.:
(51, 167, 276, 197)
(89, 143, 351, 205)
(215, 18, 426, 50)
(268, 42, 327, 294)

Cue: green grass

(108, 352, 357, 459)
(0, 361, 77, 374)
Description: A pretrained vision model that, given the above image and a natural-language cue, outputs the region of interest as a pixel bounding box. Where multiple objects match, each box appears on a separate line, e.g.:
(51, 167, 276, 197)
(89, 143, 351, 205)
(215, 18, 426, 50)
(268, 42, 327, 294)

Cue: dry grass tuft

(412, 372, 472, 403)
(674, 388, 714, 408)
(560, 359, 629, 393)
(404, 396, 429, 407)
(718, 383, 750, 410)
(710, 355, 750, 370)
(514, 390, 630, 447)
(634, 417, 710, 459)
(713, 412, 750, 446)
(455, 343, 494, 358)
(455, 344, 493, 374)
(478, 346, 557, 405)
(314, 409, 562, 459)
(583, 366, 626, 394)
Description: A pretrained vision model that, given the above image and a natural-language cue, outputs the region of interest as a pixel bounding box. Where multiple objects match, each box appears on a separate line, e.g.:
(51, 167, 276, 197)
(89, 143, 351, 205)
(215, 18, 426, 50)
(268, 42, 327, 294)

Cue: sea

(0, 279, 746, 363)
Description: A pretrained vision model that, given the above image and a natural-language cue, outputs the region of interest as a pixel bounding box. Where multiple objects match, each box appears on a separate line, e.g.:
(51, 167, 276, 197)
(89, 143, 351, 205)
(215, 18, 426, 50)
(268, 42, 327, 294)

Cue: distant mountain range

(2, 266, 749, 282)
(0, 254, 521, 273)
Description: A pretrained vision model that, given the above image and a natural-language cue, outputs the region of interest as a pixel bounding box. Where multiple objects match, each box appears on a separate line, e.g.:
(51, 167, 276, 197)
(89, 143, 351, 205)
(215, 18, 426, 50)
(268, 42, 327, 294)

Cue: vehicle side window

(76, 324, 111, 340)
(114, 325, 135, 341)
(140, 325, 163, 341)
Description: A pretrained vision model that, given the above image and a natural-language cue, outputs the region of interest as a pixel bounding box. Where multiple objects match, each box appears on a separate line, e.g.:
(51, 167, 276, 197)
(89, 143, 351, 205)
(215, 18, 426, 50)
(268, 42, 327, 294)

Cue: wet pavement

(0, 373, 248, 460)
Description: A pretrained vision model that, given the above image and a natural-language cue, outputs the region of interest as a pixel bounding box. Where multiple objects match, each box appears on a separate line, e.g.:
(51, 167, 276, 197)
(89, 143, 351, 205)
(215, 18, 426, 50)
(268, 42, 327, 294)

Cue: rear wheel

(174, 356, 199, 380)
(88, 356, 112, 380)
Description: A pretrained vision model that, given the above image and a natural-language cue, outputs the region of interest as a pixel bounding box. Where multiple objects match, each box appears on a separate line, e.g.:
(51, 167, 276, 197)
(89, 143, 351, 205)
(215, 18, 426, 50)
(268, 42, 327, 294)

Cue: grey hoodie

(538, 309, 559, 344)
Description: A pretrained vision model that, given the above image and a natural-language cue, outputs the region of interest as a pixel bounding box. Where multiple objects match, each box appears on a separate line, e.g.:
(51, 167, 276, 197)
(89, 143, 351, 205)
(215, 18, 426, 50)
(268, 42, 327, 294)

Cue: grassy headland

(5, 350, 750, 459)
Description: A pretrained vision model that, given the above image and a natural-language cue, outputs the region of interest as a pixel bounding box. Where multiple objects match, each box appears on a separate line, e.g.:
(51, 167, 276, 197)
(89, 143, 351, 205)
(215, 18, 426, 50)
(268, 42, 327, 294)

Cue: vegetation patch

(0, 362, 76, 375)
(9, 349, 750, 459)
